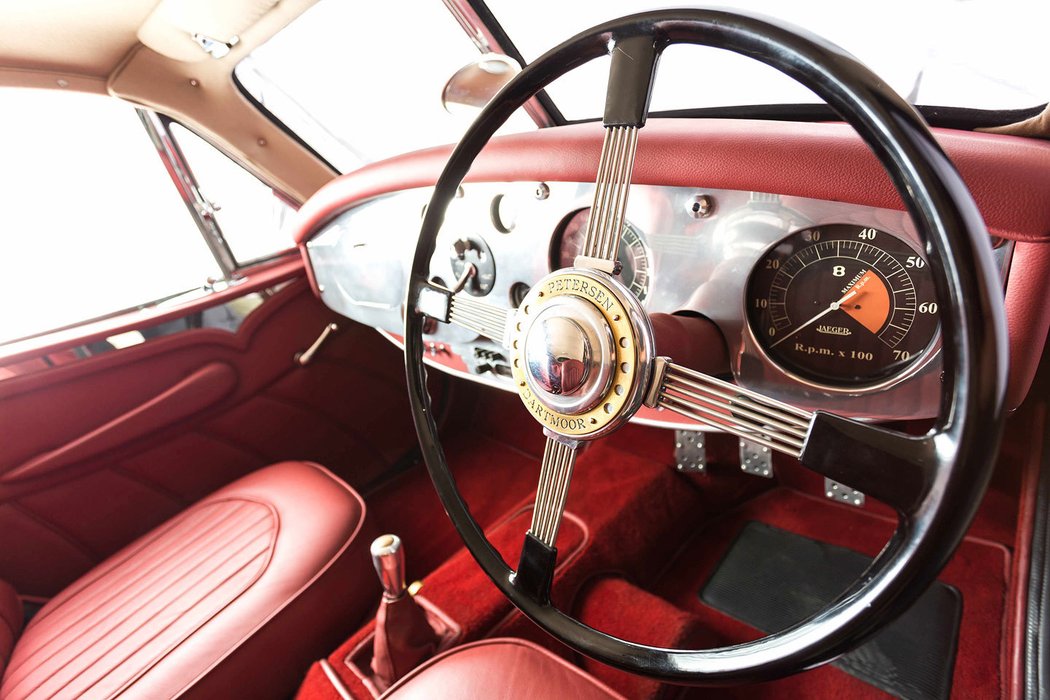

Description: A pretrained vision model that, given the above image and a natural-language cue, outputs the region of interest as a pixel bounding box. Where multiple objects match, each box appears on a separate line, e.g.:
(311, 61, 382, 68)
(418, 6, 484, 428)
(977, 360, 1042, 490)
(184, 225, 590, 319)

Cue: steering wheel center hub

(523, 298, 613, 413)
(509, 268, 654, 440)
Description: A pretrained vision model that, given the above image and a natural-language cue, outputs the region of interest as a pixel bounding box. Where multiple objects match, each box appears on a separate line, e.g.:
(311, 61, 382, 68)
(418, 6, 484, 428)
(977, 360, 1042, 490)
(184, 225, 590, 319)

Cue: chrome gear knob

(370, 534, 406, 600)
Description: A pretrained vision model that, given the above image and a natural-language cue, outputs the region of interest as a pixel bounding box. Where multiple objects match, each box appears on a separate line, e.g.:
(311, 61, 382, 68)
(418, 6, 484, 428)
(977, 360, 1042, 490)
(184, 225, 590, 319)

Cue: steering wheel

(404, 9, 1008, 684)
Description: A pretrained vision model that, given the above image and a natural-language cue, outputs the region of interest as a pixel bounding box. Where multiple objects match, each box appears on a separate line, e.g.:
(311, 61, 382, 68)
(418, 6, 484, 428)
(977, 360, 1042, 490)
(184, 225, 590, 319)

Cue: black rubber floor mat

(700, 521, 961, 700)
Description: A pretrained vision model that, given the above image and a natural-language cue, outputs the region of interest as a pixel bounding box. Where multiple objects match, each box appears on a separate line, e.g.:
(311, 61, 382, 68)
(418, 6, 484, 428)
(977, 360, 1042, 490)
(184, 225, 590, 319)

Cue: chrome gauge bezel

(741, 226, 944, 395)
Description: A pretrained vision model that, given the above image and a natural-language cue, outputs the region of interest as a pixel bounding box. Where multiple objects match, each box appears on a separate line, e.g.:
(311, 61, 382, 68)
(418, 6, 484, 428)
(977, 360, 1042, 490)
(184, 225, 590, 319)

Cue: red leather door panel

(0, 280, 423, 597)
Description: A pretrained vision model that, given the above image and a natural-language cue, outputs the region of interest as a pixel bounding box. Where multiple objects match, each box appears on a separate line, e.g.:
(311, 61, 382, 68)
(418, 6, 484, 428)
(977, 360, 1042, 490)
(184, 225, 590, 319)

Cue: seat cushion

(382, 638, 626, 699)
(0, 579, 22, 678)
(0, 461, 377, 700)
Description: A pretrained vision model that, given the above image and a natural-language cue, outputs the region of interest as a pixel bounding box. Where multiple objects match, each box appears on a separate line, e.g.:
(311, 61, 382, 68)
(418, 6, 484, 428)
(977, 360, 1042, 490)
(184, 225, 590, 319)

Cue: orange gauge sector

(746, 224, 940, 386)
(841, 270, 890, 334)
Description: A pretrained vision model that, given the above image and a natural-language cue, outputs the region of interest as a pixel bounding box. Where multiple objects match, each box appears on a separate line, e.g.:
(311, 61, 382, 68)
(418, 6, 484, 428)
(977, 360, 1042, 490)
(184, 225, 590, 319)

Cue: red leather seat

(0, 461, 377, 700)
(383, 638, 626, 699)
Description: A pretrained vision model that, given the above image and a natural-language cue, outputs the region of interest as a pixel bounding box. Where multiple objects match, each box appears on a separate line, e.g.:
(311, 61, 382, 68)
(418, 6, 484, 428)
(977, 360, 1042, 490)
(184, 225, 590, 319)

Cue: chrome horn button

(521, 296, 614, 415)
(525, 316, 591, 396)
(509, 268, 653, 440)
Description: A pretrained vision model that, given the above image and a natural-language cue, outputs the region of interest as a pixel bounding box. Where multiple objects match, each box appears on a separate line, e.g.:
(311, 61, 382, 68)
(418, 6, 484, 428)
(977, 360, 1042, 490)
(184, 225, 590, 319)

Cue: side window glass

(0, 88, 220, 345)
(168, 124, 297, 264)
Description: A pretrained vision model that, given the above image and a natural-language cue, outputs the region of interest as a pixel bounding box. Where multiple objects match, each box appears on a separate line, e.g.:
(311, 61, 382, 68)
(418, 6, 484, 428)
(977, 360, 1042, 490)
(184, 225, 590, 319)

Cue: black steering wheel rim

(404, 8, 1008, 684)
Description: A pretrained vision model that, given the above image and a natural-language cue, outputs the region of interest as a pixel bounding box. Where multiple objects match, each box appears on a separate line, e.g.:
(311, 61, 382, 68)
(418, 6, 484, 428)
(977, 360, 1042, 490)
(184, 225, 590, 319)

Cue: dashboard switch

(450, 236, 495, 296)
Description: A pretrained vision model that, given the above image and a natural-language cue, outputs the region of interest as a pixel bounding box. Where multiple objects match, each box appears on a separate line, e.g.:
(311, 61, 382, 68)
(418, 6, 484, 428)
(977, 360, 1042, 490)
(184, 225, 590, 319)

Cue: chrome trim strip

(137, 109, 240, 282)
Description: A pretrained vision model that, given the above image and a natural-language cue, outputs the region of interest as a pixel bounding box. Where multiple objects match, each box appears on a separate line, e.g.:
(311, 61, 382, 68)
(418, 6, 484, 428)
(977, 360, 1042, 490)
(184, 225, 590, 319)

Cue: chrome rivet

(534, 182, 550, 200)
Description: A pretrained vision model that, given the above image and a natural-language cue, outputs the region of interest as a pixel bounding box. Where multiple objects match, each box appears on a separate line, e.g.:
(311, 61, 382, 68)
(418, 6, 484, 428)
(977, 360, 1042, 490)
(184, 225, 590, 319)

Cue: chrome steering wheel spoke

(646, 357, 812, 458)
(576, 35, 660, 271)
(528, 434, 580, 547)
(646, 356, 933, 513)
(414, 277, 513, 346)
(512, 434, 579, 605)
(448, 292, 512, 346)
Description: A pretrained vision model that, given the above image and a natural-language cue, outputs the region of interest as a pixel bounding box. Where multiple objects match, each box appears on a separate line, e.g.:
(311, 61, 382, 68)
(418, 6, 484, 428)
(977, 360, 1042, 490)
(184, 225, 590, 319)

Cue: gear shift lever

(370, 534, 406, 599)
(369, 534, 439, 691)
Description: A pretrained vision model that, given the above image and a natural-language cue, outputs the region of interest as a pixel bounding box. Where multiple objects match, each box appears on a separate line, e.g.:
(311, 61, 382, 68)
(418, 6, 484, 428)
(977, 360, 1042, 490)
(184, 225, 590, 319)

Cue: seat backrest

(0, 580, 23, 678)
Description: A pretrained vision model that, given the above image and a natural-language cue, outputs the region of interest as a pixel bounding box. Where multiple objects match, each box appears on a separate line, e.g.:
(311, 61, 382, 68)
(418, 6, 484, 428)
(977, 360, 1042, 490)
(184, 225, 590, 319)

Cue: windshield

(488, 0, 1049, 119)
(241, 0, 1047, 170)
(235, 0, 533, 172)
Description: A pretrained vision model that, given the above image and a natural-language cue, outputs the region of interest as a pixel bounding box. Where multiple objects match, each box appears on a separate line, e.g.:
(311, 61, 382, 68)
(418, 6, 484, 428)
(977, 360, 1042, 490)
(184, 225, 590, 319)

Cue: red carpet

(298, 383, 1023, 699)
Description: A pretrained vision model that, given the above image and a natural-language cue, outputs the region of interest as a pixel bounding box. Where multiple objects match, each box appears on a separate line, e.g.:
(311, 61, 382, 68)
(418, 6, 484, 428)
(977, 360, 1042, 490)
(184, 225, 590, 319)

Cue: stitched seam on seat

(62, 545, 272, 700)
(166, 462, 366, 698)
(38, 502, 256, 633)
(2, 507, 271, 698)
(4, 518, 269, 698)
(25, 497, 248, 629)
(12, 525, 273, 700)
(4, 513, 270, 696)
(95, 523, 278, 700)
(4, 501, 256, 682)
(23, 500, 251, 640)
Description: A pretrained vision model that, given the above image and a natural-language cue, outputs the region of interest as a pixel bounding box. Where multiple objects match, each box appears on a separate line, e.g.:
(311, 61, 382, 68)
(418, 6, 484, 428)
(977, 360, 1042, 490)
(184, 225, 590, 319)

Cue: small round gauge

(746, 224, 939, 387)
(450, 236, 495, 296)
(552, 208, 651, 301)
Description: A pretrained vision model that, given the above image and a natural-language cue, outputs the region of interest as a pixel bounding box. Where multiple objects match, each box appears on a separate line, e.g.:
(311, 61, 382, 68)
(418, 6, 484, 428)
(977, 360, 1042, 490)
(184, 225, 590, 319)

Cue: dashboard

(292, 119, 1050, 428)
(305, 179, 1011, 424)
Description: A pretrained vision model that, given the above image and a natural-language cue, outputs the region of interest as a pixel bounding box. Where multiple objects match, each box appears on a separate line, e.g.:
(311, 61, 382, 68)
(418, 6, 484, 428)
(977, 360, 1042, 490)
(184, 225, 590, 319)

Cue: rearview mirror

(441, 53, 521, 114)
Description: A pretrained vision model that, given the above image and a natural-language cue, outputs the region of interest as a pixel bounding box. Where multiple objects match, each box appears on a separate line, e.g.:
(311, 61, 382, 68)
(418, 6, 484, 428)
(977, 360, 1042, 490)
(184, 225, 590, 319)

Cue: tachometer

(553, 209, 651, 301)
(746, 224, 938, 386)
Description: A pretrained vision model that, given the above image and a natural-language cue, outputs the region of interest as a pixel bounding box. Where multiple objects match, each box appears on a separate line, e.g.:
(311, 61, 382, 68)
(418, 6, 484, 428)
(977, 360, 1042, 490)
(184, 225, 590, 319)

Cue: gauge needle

(769, 283, 866, 349)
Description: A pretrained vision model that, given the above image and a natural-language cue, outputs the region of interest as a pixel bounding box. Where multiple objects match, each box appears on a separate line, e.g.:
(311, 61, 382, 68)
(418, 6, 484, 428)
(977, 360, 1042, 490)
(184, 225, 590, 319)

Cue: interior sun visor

(137, 0, 280, 62)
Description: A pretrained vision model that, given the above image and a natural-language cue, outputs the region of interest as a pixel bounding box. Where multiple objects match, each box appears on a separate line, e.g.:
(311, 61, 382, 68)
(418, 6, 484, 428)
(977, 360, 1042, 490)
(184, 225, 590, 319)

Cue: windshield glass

(487, 0, 1049, 119)
(236, 0, 533, 172)
(242, 0, 1047, 167)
